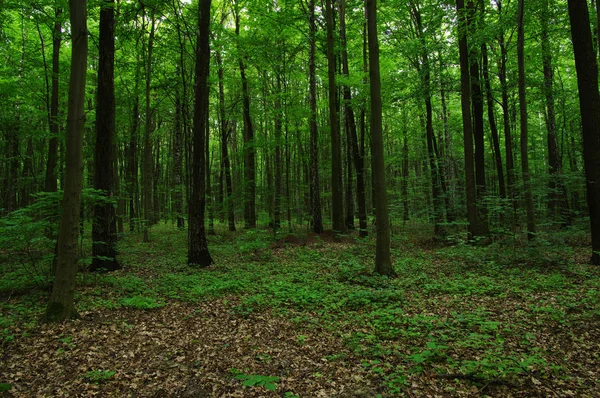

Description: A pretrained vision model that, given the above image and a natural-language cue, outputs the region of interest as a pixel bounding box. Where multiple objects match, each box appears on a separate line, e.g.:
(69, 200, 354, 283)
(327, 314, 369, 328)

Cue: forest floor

(1, 222, 600, 397)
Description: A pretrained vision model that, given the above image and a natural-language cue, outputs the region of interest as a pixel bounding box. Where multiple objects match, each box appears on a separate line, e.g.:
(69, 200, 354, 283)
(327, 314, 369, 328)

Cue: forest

(1, 0, 600, 395)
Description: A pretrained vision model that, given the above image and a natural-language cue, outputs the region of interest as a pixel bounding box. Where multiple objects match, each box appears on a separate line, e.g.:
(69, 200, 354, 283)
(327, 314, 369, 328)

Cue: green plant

(233, 372, 279, 391)
(0, 383, 11, 392)
(120, 296, 165, 310)
(83, 369, 115, 383)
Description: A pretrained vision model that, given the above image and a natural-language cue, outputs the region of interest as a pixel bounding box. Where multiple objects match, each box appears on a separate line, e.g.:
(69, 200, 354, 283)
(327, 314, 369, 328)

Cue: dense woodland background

(1, 0, 600, 395)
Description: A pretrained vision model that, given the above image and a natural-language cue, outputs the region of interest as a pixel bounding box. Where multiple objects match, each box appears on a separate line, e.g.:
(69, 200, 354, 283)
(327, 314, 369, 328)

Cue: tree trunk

(541, 0, 570, 225)
(234, 10, 256, 229)
(340, 0, 367, 236)
(308, 0, 323, 234)
(326, 0, 345, 233)
(367, 0, 394, 277)
(567, 0, 600, 265)
(467, 1, 488, 232)
(457, 0, 486, 239)
(91, 0, 119, 273)
(481, 42, 505, 199)
(173, 84, 185, 229)
(497, 0, 517, 229)
(216, 50, 236, 232)
(517, 0, 536, 240)
(188, 0, 213, 267)
(45, 0, 88, 322)
(45, 7, 62, 193)
(142, 11, 155, 242)
(273, 75, 283, 230)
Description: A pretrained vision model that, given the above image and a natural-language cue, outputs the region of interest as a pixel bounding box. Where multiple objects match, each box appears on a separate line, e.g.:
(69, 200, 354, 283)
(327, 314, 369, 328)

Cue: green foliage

(0, 383, 12, 392)
(232, 372, 279, 392)
(83, 370, 116, 383)
(119, 296, 165, 310)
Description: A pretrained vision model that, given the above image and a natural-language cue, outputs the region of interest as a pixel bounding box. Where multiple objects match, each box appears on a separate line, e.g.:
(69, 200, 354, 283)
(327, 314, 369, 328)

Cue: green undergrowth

(2, 222, 600, 394)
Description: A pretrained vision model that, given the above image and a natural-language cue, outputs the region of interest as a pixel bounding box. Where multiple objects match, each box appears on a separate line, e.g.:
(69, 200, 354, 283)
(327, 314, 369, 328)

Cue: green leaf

(0, 383, 12, 392)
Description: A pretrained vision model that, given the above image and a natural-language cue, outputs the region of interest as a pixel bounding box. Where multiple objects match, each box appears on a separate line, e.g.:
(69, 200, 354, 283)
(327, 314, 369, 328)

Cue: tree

(517, 0, 536, 240)
(91, 0, 119, 273)
(326, 0, 345, 233)
(339, 0, 367, 236)
(45, 0, 88, 322)
(142, 9, 156, 242)
(44, 7, 62, 193)
(188, 0, 213, 267)
(308, 0, 323, 234)
(366, 0, 394, 277)
(234, 3, 257, 230)
(567, 0, 600, 265)
(456, 0, 485, 239)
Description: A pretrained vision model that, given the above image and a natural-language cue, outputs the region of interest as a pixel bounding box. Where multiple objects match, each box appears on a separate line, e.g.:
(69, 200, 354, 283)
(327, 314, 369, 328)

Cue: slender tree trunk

(541, 0, 570, 225)
(216, 50, 236, 232)
(142, 12, 156, 241)
(467, 1, 488, 232)
(273, 75, 283, 230)
(45, 0, 88, 322)
(308, 0, 323, 234)
(173, 84, 185, 229)
(411, 0, 444, 238)
(91, 0, 119, 272)
(402, 127, 409, 222)
(457, 0, 486, 239)
(326, 0, 345, 233)
(567, 0, 600, 265)
(45, 8, 62, 193)
(340, 0, 367, 236)
(481, 42, 505, 199)
(367, 0, 394, 276)
(517, 0, 536, 240)
(127, 93, 139, 232)
(497, 0, 517, 229)
(234, 10, 256, 229)
(188, 0, 213, 267)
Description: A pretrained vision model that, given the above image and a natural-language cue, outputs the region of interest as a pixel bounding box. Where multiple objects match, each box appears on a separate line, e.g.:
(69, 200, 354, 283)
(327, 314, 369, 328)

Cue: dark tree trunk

(142, 12, 156, 242)
(308, 0, 323, 234)
(173, 85, 185, 229)
(127, 94, 139, 232)
(467, 0, 488, 230)
(402, 128, 409, 222)
(457, 0, 486, 239)
(91, 0, 119, 273)
(234, 10, 256, 229)
(45, 7, 62, 193)
(497, 0, 517, 228)
(367, 0, 394, 277)
(517, 0, 536, 240)
(541, 0, 570, 225)
(567, 0, 600, 265)
(188, 0, 213, 267)
(216, 50, 236, 232)
(410, 0, 444, 238)
(481, 42, 505, 199)
(340, 0, 367, 236)
(273, 75, 283, 230)
(45, 0, 88, 322)
(326, 0, 345, 233)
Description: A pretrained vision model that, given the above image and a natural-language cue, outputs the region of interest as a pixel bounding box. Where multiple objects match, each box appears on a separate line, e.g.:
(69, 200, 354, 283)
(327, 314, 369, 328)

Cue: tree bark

(366, 0, 394, 277)
(308, 0, 323, 234)
(567, 0, 600, 265)
(541, 0, 570, 225)
(45, 7, 62, 193)
(91, 0, 119, 272)
(517, 0, 536, 240)
(326, 0, 345, 233)
(45, 0, 88, 322)
(234, 9, 256, 229)
(188, 0, 213, 267)
(457, 0, 486, 239)
(142, 11, 156, 242)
